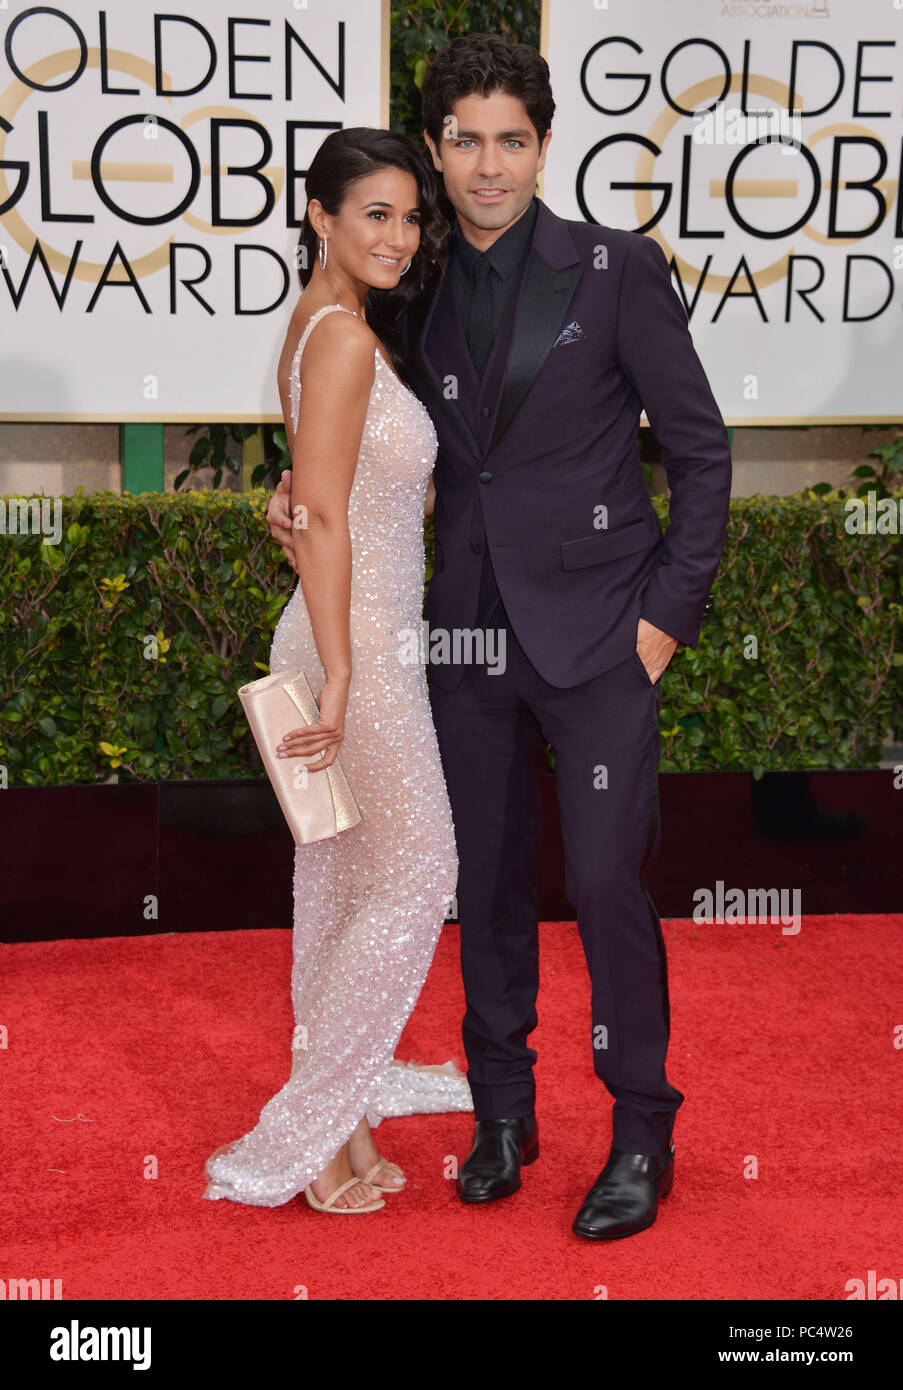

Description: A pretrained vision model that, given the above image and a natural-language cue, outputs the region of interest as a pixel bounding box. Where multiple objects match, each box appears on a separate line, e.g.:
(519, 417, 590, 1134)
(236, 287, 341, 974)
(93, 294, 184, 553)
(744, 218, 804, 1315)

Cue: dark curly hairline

(421, 34, 556, 150)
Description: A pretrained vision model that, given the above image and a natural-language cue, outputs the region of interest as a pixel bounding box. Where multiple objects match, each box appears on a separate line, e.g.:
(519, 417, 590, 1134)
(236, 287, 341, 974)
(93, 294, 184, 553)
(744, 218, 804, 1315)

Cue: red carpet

(2, 916, 900, 1300)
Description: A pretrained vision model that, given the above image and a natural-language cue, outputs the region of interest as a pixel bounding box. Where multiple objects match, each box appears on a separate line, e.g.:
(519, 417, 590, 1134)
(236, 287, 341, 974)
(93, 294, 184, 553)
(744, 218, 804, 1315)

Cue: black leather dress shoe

(456, 1116, 539, 1203)
(572, 1144, 674, 1240)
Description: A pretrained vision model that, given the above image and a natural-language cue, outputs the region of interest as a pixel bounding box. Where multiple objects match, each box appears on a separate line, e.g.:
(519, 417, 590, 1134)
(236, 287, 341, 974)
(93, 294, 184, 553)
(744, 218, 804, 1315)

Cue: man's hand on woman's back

(267, 469, 297, 572)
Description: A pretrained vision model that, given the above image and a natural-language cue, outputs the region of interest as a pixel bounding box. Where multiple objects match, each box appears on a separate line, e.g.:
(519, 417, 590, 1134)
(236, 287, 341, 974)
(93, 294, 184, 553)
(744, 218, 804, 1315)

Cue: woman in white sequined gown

(203, 130, 465, 1212)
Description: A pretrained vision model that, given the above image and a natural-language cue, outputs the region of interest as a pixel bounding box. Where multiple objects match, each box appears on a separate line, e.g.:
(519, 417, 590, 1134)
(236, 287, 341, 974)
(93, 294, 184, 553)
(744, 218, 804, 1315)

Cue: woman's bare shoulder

(300, 308, 377, 379)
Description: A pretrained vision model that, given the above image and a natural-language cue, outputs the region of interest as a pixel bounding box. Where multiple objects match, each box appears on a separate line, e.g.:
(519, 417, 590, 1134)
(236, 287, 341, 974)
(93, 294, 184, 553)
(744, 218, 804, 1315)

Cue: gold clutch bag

(237, 669, 361, 844)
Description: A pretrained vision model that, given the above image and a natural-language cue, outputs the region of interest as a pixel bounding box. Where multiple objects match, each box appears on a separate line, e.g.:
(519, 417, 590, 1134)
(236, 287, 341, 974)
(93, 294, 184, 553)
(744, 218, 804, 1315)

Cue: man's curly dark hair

(421, 33, 556, 150)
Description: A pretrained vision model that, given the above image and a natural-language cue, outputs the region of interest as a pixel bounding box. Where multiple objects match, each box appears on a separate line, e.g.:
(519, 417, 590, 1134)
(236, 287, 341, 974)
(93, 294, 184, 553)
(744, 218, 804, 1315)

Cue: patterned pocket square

(553, 321, 586, 347)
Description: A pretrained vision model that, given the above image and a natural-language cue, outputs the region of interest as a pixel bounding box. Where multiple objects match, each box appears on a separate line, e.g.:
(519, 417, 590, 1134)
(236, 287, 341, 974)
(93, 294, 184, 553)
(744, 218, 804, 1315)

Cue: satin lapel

(487, 256, 582, 454)
(409, 267, 481, 461)
(487, 203, 583, 455)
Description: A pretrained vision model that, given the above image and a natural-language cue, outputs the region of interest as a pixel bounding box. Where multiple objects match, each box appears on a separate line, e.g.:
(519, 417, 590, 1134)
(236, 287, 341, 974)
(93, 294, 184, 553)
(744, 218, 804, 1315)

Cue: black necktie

(467, 255, 495, 379)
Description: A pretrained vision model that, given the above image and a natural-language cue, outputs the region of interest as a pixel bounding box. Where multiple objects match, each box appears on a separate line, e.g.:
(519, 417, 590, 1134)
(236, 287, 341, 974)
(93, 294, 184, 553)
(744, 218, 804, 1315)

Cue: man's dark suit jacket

(399, 197, 732, 692)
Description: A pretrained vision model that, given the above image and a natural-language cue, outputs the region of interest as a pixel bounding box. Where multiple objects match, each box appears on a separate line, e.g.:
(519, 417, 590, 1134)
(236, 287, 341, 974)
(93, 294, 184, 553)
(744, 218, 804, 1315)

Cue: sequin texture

(202, 305, 464, 1207)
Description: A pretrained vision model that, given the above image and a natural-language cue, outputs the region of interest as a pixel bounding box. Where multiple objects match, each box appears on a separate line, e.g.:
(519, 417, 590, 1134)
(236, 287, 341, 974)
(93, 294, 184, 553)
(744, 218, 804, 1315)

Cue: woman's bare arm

(289, 312, 374, 684)
(424, 471, 436, 517)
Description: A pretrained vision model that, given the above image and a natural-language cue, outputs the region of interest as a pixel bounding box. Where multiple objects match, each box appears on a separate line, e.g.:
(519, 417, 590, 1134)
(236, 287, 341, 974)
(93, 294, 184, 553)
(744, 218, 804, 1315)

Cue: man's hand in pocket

(636, 617, 678, 685)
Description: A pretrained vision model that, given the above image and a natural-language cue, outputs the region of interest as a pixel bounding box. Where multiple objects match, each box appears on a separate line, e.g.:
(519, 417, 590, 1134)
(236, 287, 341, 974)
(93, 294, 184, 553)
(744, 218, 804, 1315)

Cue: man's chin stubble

(461, 195, 531, 231)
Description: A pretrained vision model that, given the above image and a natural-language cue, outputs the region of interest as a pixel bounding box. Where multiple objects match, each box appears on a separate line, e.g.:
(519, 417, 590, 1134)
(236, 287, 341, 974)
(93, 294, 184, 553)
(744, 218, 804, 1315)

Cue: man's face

(424, 90, 552, 250)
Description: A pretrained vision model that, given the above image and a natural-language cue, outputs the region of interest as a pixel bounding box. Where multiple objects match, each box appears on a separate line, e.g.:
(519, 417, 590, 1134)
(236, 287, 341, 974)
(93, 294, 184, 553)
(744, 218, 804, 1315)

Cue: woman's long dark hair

(296, 127, 450, 378)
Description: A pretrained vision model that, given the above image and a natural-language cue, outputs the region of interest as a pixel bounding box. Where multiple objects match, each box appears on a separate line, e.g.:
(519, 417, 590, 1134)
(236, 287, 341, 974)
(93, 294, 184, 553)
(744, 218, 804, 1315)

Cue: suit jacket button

(478, 470, 493, 483)
(480, 406, 492, 418)
(470, 540, 482, 553)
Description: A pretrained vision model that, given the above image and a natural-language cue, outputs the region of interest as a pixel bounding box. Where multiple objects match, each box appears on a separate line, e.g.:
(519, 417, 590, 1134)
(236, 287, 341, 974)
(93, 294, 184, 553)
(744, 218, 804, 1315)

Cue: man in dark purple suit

(270, 34, 731, 1240)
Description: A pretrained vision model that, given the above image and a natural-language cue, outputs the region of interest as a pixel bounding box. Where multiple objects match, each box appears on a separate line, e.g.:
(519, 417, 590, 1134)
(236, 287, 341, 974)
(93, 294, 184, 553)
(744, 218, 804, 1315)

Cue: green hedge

(1, 489, 900, 785)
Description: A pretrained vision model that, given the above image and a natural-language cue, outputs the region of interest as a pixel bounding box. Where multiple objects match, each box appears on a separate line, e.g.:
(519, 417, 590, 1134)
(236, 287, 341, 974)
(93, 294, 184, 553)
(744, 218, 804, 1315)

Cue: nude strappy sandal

(361, 1158, 407, 1193)
(303, 1176, 385, 1213)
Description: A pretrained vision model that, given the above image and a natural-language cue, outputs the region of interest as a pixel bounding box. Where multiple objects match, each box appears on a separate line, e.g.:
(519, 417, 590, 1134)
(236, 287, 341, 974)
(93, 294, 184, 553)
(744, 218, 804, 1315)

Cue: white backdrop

(0, 0, 388, 421)
(541, 0, 903, 423)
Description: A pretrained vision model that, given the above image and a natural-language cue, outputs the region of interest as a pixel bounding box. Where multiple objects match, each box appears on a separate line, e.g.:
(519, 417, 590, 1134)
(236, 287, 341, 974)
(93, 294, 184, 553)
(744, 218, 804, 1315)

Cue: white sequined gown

(203, 303, 467, 1208)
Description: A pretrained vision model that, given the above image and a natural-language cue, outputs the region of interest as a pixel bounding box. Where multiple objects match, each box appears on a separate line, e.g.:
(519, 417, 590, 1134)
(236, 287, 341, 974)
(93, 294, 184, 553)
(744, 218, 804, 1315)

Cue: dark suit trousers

(428, 610, 684, 1157)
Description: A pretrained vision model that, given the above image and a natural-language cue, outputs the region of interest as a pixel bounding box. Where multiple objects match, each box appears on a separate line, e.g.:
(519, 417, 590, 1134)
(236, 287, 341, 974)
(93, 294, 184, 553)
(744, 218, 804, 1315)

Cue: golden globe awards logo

(573, 34, 901, 326)
(0, 1, 384, 419)
(0, 6, 346, 311)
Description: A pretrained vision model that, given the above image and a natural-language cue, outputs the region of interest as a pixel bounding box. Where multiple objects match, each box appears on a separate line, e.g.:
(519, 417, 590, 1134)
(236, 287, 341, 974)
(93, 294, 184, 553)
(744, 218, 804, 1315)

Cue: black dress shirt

(451, 197, 539, 624)
(453, 196, 539, 379)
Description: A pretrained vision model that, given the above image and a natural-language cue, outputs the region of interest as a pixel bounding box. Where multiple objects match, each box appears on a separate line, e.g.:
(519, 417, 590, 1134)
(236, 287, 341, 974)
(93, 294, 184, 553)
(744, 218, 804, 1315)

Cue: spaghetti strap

(294, 302, 360, 367)
(288, 303, 367, 437)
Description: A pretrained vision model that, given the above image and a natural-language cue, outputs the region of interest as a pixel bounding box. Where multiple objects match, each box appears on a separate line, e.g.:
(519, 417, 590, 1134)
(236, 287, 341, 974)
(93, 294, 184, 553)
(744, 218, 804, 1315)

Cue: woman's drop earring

(318, 237, 328, 271)
(400, 257, 413, 276)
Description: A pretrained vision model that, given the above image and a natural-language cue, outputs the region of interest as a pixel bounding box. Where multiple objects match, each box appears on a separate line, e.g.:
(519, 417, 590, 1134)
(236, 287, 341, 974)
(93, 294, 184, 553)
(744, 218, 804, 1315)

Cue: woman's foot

(309, 1141, 382, 1210)
(348, 1114, 406, 1190)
